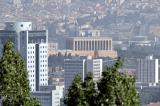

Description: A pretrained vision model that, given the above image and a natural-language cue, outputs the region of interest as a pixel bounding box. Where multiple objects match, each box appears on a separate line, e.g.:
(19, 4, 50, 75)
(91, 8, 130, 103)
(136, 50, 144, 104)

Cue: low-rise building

(65, 37, 117, 58)
(32, 85, 64, 106)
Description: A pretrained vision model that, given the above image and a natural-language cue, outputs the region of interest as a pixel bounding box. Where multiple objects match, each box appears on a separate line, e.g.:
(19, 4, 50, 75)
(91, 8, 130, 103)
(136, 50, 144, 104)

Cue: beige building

(48, 42, 58, 55)
(49, 37, 117, 58)
(65, 37, 117, 58)
(66, 37, 112, 51)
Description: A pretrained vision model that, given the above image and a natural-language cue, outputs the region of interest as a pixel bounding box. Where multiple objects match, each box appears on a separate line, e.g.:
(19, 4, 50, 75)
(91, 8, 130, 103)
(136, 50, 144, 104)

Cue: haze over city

(0, 0, 160, 106)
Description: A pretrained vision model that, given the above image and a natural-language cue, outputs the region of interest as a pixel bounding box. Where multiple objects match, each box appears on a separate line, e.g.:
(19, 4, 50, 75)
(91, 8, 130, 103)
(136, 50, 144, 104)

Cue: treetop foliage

(64, 58, 140, 106)
(0, 40, 41, 106)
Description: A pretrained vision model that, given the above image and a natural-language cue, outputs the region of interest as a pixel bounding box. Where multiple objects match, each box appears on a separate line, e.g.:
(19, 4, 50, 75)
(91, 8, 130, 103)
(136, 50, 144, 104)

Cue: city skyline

(1, 0, 160, 106)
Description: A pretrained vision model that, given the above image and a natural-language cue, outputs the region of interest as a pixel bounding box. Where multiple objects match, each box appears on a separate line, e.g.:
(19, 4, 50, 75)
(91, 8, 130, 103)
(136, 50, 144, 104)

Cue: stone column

(91, 40, 92, 51)
(87, 41, 89, 51)
(110, 40, 112, 50)
(78, 40, 80, 51)
(73, 40, 75, 51)
(106, 40, 108, 50)
(109, 40, 111, 50)
(79, 40, 81, 50)
(104, 40, 106, 50)
(82, 40, 84, 50)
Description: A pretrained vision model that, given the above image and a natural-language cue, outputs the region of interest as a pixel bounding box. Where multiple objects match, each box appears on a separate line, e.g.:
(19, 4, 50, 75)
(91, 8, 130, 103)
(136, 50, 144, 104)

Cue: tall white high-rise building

(21, 30, 48, 91)
(0, 22, 48, 91)
(64, 57, 103, 90)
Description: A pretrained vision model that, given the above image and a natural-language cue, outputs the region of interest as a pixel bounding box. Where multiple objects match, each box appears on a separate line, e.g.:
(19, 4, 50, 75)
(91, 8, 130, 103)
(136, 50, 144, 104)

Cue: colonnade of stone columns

(73, 39, 112, 51)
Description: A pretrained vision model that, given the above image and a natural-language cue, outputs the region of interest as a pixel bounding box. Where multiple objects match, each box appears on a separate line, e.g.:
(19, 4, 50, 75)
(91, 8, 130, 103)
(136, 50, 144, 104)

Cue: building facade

(21, 30, 48, 91)
(64, 57, 103, 91)
(32, 85, 64, 106)
(66, 37, 112, 51)
(0, 22, 48, 91)
(48, 42, 58, 55)
(65, 37, 117, 58)
(86, 58, 103, 82)
(32, 91, 52, 106)
(136, 57, 159, 85)
(79, 29, 101, 37)
(64, 59, 86, 90)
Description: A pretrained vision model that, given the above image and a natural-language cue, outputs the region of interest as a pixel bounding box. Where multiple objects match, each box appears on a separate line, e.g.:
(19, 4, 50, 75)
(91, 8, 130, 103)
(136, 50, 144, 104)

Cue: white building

(64, 57, 103, 91)
(24, 31, 48, 91)
(136, 57, 159, 85)
(79, 29, 101, 37)
(0, 22, 48, 91)
(52, 89, 64, 106)
(86, 58, 103, 82)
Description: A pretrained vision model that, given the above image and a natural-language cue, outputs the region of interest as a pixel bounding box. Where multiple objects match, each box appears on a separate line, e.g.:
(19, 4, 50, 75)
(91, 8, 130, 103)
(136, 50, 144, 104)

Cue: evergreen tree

(0, 40, 41, 106)
(64, 74, 85, 106)
(82, 72, 97, 106)
(97, 58, 140, 106)
(65, 58, 140, 106)
(121, 74, 140, 106)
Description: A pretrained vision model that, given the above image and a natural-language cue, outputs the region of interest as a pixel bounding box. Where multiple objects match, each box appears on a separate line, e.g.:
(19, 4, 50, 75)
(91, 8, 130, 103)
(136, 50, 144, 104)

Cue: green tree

(119, 73, 140, 106)
(64, 74, 85, 106)
(0, 40, 41, 106)
(64, 58, 140, 106)
(97, 58, 140, 106)
(82, 72, 97, 106)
